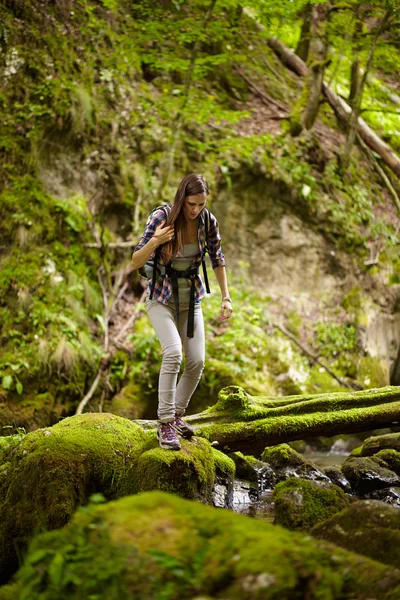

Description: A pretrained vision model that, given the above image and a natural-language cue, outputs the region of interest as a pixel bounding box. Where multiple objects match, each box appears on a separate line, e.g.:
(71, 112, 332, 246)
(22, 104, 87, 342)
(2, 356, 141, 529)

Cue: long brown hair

(161, 173, 209, 265)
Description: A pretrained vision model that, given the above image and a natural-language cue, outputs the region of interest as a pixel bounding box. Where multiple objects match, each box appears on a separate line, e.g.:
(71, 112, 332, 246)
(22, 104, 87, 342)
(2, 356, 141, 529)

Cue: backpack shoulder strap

(202, 208, 210, 254)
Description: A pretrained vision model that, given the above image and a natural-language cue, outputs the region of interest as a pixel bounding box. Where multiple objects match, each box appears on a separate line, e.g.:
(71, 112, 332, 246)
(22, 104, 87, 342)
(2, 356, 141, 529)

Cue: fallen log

(267, 37, 400, 179)
(138, 385, 400, 455)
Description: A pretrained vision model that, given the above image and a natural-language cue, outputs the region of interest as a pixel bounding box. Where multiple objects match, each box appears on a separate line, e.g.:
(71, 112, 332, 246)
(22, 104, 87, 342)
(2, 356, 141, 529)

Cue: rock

(228, 451, 274, 494)
(312, 499, 400, 568)
(261, 443, 329, 483)
(322, 466, 352, 493)
(360, 433, 400, 456)
(364, 487, 400, 507)
(273, 477, 351, 531)
(2, 491, 400, 599)
(341, 456, 400, 495)
(374, 449, 400, 476)
(0, 414, 235, 584)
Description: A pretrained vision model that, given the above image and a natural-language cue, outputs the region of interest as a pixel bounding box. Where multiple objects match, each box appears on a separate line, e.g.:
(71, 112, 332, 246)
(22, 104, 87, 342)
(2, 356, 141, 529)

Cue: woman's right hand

(153, 224, 174, 247)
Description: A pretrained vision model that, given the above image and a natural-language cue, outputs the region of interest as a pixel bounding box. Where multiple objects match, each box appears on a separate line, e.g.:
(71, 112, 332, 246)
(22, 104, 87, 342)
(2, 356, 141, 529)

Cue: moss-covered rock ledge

(0, 413, 234, 584)
(2, 491, 400, 600)
(181, 385, 400, 454)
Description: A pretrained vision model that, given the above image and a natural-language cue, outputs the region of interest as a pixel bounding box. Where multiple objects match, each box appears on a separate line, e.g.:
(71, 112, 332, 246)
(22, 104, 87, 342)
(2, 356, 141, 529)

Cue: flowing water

(229, 449, 350, 523)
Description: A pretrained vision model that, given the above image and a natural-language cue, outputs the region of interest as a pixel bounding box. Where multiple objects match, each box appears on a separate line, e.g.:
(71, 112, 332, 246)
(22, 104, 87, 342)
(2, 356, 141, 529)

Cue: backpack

(138, 205, 211, 300)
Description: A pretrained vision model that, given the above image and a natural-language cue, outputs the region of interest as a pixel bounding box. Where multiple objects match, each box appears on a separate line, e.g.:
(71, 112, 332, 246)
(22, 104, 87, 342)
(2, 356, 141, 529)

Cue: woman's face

(183, 194, 207, 221)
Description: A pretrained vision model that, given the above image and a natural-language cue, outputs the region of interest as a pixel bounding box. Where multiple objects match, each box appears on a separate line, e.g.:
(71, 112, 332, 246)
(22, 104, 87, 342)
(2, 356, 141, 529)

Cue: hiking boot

(174, 415, 195, 439)
(157, 421, 181, 450)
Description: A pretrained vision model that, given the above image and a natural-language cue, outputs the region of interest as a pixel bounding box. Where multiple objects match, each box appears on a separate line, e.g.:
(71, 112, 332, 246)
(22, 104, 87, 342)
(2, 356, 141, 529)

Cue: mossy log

(3, 491, 400, 600)
(179, 385, 400, 454)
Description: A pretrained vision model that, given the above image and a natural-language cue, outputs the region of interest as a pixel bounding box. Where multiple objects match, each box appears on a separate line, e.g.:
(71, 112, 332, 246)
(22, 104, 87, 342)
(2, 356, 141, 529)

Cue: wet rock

(322, 466, 352, 494)
(374, 449, 400, 476)
(231, 478, 257, 511)
(273, 477, 351, 531)
(212, 480, 231, 508)
(341, 455, 400, 495)
(228, 451, 274, 494)
(312, 499, 400, 568)
(261, 443, 330, 484)
(364, 487, 400, 507)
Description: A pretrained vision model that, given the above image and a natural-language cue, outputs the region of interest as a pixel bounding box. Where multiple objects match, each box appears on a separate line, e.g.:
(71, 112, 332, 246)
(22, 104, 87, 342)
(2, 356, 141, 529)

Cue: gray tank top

(170, 242, 200, 301)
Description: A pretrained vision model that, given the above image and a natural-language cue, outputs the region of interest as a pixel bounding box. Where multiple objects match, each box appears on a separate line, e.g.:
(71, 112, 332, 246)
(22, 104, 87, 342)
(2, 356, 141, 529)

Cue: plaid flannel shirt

(134, 205, 226, 304)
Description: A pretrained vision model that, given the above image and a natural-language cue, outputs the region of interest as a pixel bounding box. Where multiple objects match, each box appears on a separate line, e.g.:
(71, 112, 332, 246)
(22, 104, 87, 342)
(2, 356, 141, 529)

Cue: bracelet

(221, 296, 232, 303)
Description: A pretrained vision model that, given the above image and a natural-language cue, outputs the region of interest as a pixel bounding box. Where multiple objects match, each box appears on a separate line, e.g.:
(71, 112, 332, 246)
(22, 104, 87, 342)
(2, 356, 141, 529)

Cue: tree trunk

(267, 37, 400, 179)
(341, 11, 389, 171)
(349, 59, 360, 107)
(290, 3, 330, 135)
(349, 9, 362, 107)
(137, 385, 400, 455)
(295, 3, 313, 62)
(267, 37, 308, 76)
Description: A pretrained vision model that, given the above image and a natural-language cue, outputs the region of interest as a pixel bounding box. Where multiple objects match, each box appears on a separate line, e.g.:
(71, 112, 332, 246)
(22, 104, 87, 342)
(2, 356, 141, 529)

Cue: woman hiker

(132, 173, 232, 450)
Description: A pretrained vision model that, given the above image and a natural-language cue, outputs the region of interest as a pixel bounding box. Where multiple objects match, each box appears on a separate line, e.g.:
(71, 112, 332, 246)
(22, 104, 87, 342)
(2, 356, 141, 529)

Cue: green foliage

(314, 321, 357, 357)
(1, 0, 399, 429)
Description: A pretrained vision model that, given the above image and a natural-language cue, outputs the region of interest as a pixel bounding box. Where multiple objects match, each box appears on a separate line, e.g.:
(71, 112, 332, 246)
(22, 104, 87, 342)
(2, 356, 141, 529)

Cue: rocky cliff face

(214, 175, 400, 386)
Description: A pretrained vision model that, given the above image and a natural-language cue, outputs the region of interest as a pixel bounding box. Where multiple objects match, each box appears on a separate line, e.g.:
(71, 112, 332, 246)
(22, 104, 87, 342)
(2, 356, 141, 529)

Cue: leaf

(2, 375, 12, 390)
(65, 215, 81, 233)
(28, 549, 51, 565)
(16, 380, 23, 395)
(48, 552, 64, 586)
(96, 314, 106, 333)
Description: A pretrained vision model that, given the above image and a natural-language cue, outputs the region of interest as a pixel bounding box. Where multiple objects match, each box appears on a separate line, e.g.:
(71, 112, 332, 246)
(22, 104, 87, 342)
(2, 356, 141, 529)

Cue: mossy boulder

(261, 443, 328, 483)
(341, 455, 400, 495)
(0, 413, 235, 584)
(274, 477, 351, 531)
(312, 499, 400, 568)
(360, 433, 400, 456)
(2, 491, 400, 600)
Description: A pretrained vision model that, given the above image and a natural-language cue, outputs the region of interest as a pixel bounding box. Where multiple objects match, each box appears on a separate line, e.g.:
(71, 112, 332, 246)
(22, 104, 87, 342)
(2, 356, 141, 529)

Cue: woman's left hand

(220, 300, 233, 321)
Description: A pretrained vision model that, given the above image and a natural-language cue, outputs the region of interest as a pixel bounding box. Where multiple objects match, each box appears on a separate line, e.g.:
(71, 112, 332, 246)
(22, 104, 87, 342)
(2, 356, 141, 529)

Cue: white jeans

(146, 295, 205, 423)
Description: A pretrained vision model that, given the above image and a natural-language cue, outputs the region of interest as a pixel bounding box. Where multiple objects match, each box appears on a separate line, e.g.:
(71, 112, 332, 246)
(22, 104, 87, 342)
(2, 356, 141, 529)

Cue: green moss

(227, 451, 259, 483)
(261, 443, 306, 468)
(287, 439, 307, 453)
(360, 433, 400, 456)
(341, 455, 399, 494)
(374, 449, 400, 475)
(135, 436, 216, 503)
(212, 448, 236, 479)
(210, 385, 252, 413)
(357, 357, 389, 388)
(108, 383, 148, 420)
(0, 413, 231, 584)
(312, 499, 400, 568)
(0, 413, 147, 583)
(350, 446, 362, 456)
(198, 386, 400, 455)
(274, 477, 351, 531)
(7, 491, 400, 600)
